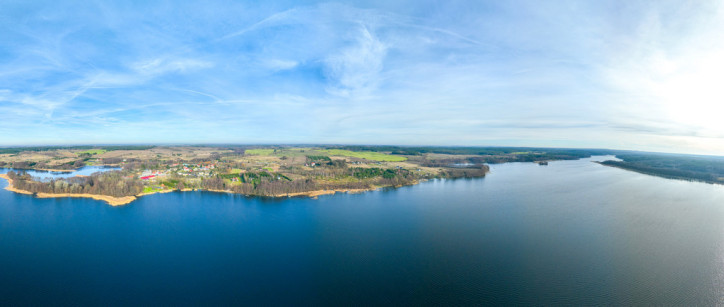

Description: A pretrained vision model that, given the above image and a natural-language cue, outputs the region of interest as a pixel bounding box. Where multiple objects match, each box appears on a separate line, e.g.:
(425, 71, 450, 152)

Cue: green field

(143, 186, 165, 193)
(320, 149, 407, 162)
(78, 149, 107, 155)
(245, 147, 325, 157)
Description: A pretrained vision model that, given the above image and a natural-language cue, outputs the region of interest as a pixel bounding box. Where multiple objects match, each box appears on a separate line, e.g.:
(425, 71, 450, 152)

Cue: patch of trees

(218, 173, 240, 180)
(306, 155, 331, 163)
(6, 170, 143, 197)
(102, 158, 124, 164)
(10, 161, 31, 169)
(352, 167, 397, 179)
(6, 159, 87, 170)
(227, 176, 417, 196)
(328, 159, 347, 168)
(439, 166, 489, 178)
(193, 165, 423, 196)
(161, 179, 179, 188)
(228, 171, 293, 188)
(53, 160, 86, 170)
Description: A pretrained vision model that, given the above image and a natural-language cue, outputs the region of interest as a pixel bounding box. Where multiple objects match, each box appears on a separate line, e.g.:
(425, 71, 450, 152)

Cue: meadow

(320, 149, 407, 162)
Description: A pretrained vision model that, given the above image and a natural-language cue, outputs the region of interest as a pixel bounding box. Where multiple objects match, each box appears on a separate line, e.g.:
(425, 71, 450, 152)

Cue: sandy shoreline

(0, 174, 33, 195)
(35, 193, 136, 206)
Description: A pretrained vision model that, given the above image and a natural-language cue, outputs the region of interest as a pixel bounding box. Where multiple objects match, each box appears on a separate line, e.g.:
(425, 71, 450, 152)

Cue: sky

(1, 0, 723, 155)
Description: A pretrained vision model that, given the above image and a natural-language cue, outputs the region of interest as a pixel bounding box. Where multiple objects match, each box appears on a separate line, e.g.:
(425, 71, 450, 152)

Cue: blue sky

(1, 1, 723, 154)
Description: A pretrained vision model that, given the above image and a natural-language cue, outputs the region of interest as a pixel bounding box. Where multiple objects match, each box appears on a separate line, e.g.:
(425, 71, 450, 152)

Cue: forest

(319, 145, 613, 162)
(601, 153, 724, 184)
(0, 145, 155, 155)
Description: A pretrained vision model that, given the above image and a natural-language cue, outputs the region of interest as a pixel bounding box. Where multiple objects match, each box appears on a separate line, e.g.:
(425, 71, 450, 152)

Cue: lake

(1, 156, 723, 305)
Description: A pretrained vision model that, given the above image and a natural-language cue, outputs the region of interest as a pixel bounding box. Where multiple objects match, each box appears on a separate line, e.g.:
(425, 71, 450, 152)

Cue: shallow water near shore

(1, 156, 724, 305)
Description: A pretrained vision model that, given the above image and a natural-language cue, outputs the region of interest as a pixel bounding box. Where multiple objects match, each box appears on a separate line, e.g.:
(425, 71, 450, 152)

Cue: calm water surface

(1, 156, 724, 305)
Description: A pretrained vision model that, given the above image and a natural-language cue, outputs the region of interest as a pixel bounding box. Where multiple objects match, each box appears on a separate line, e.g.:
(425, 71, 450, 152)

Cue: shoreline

(203, 187, 381, 198)
(36, 193, 137, 206)
(1, 172, 469, 207)
(596, 161, 724, 185)
(0, 173, 408, 206)
(1, 173, 136, 205)
(0, 174, 33, 195)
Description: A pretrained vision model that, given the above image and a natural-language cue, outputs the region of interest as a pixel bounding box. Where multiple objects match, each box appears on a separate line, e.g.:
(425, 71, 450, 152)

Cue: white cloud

(323, 25, 387, 97)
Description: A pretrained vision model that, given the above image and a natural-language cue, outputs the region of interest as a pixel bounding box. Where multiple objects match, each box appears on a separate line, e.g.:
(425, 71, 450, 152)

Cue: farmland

(320, 149, 407, 162)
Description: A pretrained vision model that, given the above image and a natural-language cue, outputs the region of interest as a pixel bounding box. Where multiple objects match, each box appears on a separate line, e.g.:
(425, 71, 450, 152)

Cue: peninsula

(1, 145, 498, 205)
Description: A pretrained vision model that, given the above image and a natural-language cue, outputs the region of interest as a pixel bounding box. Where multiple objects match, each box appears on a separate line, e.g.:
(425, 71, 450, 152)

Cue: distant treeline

(601, 153, 724, 184)
(326, 145, 612, 160)
(415, 154, 588, 166)
(0, 160, 86, 170)
(0, 145, 155, 155)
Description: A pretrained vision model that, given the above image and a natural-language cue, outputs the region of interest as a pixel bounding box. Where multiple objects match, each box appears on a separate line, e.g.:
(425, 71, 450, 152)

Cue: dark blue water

(1, 156, 724, 305)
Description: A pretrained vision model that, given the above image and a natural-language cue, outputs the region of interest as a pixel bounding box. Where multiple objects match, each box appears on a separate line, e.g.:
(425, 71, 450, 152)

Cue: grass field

(78, 149, 107, 155)
(321, 149, 407, 162)
(143, 186, 165, 193)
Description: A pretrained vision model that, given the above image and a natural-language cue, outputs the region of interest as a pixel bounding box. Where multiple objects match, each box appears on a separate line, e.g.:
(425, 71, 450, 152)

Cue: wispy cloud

(131, 57, 214, 76)
(323, 25, 387, 97)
